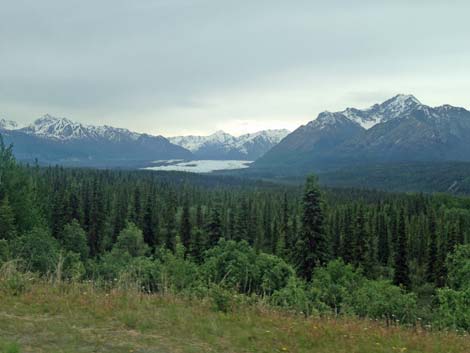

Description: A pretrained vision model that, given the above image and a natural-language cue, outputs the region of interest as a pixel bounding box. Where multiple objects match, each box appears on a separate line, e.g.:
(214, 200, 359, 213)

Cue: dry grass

(0, 281, 469, 353)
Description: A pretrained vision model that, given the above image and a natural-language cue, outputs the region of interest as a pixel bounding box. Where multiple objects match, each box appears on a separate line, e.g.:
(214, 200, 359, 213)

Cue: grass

(0, 282, 469, 353)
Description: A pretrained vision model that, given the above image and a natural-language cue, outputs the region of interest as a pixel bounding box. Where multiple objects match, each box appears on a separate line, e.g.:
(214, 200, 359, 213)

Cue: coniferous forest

(1, 139, 469, 332)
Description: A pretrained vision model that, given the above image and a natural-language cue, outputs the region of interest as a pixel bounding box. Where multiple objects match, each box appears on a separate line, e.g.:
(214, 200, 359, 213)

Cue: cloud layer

(1, 0, 469, 135)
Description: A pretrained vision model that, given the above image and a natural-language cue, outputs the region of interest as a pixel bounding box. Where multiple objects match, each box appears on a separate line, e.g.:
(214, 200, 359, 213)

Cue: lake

(143, 160, 253, 173)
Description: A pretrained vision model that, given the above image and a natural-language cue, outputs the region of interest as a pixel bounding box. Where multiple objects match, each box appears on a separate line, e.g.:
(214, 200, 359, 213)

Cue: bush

(435, 288, 470, 331)
(60, 220, 89, 260)
(11, 227, 59, 274)
(202, 239, 258, 293)
(209, 284, 238, 313)
(271, 277, 323, 316)
(349, 280, 418, 324)
(0, 261, 35, 296)
(310, 259, 364, 315)
(113, 223, 149, 257)
(157, 242, 199, 293)
(446, 244, 470, 291)
(256, 253, 295, 296)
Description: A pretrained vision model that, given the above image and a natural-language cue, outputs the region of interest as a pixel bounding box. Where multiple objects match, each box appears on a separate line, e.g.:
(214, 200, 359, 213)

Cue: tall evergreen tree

(394, 209, 410, 288)
(206, 206, 222, 248)
(296, 175, 329, 281)
(180, 197, 192, 252)
(426, 211, 438, 284)
(0, 197, 16, 240)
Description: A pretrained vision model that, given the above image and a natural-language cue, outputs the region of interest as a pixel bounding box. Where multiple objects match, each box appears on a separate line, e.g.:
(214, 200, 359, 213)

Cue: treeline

(0, 138, 469, 330)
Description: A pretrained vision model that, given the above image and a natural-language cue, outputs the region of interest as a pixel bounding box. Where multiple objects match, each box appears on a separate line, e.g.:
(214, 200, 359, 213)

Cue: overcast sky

(1, 0, 469, 136)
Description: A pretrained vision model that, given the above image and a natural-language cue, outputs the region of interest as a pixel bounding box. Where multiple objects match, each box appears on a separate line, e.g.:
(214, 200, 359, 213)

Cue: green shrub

(446, 244, 470, 291)
(0, 261, 34, 296)
(60, 220, 89, 260)
(202, 239, 258, 293)
(10, 227, 59, 274)
(209, 284, 237, 313)
(271, 277, 321, 316)
(257, 253, 295, 296)
(158, 242, 199, 293)
(310, 259, 364, 315)
(435, 288, 470, 331)
(349, 280, 418, 324)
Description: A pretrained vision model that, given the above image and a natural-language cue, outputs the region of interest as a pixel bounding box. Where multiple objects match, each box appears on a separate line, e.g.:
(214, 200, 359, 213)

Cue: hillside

(1, 281, 468, 353)
(253, 95, 470, 175)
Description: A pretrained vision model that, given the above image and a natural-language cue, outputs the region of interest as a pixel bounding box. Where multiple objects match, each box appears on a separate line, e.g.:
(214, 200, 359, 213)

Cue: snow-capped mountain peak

(0, 118, 19, 130)
(169, 129, 290, 160)
(20, 114, 143, 142)
(338, 94, 423, 129)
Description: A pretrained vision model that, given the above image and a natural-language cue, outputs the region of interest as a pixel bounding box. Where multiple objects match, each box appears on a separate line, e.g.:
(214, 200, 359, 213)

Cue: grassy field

(0, 282, 469, 353)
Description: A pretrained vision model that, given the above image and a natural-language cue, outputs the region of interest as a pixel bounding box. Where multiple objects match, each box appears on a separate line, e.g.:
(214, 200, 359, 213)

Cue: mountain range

(0, 115, 287, 166)
(253, 94, 470, 174)
(169, 129, 289, 160)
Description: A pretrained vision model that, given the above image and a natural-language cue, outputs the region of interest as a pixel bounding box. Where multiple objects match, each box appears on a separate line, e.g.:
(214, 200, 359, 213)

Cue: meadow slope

(0, 282, 469, 353)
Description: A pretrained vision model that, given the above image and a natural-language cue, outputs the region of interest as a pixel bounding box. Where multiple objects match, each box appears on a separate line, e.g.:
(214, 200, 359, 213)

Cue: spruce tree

(180, 198, 192, 252)
(206, 206, 222, 248)
(296, 175, 329, 281)
(426, 212, 438, 284)
(393, 209, 410, 288)
(0, 197, 16, 240)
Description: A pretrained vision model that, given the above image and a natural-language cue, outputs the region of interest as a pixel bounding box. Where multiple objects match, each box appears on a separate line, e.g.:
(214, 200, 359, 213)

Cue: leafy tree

(61, 220, 89, 260)
(11, 227, 60, 273)
(113, 222, 149, 257)
(445, 244, 470, 290)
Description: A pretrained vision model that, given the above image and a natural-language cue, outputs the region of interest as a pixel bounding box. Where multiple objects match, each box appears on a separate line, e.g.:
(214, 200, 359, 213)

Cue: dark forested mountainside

(1, 138, 469, 330)
(253, 95, 470, 175)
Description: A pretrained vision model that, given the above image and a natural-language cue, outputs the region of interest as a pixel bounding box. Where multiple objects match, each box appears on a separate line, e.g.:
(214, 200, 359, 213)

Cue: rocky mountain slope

(254, 95, 470, 174)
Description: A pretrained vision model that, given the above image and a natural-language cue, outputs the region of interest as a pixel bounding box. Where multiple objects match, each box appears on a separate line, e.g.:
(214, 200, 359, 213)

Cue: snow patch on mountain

(21, 114, 142, 142)
(169, 129, 290, 158)
(313, 94, 424, 130)
(0, 118, 19, 130)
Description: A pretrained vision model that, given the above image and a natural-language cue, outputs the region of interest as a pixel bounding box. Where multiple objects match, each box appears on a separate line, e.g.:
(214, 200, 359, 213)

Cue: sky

(1, 0, 469, 137)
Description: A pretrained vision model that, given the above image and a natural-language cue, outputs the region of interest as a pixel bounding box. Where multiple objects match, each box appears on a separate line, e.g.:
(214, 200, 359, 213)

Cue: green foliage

(310, 259, 364, 315)
(0, 239, 9, 263)
(349, 280, 417, 324)
(113, 222, 150, 257)
(297, 174, 329, 281)
(435, 288, 470, 331)
(209, 284, 237, 313)
(202, 239, 258, 293)
(60, 220, 89, 260)
(11, 227, 59, 273)
(157, 240, 199, 293)
(0, 197, 17, 240)
(0, 341, 20, 353)
(271, 276, 316, 315)
(0, 261, 34, 296)
(256, 253, 294, 295)
(446, 244, 470, 290)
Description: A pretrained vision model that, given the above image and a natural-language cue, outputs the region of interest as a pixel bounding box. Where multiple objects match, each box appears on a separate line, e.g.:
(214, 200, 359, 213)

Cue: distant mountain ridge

(0, 115, 192, 166)
(169, 129, 290, 160)
(0, 115, 289, 166)
(254, 94, 470, 174)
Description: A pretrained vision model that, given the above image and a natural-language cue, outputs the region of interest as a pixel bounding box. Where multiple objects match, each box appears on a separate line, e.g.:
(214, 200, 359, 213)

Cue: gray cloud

(1, 0, 469, 135)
